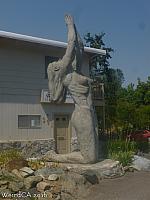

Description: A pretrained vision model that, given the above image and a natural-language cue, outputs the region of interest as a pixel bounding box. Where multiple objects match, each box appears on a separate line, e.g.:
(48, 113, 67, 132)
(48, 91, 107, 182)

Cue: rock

(11, 169, 23, 179)
(43, 191, 53, 200)
(48, 174, 59, 181)
(61, 192, 74, 200)
(0, 180, 8, 186)
(124, 165, 140, 172)
(0, 169, 22, 182)
(8, 181, 24, 192)
(105, 169, 116, 176)
(36, 181, 51, 192)
(34, 167, 64, 178)
(128, 166, 137, 172)
(57, 159, 124, 179)
(55, 194, 61, 200)
(19, 167, 34, 177)
(0, 185, 8, 191)
(81, 170, 99, 184)
(24, 176, 43, 189)
(20, 167, 34, 174)
(132, 155, 150, 171)
(0, 180, 8, 191)
(19, 171, 29, 178)
(38, 174, 45, 180)
(49, 182, 62, 195)
(60, 172, 89, 199)
(123, 166, 130, 172)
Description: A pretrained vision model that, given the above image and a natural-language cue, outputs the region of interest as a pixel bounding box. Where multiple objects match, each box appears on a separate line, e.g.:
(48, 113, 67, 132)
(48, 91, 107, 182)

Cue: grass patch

(0, 149, 23, 168)
(107, 138, 137, 166)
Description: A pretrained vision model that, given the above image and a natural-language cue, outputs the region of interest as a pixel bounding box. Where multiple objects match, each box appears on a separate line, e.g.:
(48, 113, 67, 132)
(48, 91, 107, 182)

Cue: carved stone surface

(71, 136, 80, 152)
(46, 159, 124, 179)
(46, 14, 98, 164)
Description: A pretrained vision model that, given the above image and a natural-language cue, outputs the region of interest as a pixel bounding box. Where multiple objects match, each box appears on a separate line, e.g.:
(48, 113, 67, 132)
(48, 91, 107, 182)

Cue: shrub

(28, 160, 46, 170)
(0, 149, 23, 168)
(107, 138, 137, 166)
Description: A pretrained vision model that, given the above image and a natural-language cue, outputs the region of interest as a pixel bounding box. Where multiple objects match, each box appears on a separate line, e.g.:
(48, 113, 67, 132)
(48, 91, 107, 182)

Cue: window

(45, 56, 59, 78)
(18, 115, 41, 129)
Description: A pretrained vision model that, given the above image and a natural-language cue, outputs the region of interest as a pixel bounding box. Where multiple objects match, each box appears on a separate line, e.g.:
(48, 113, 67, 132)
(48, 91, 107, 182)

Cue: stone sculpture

(44, 14, 98, 164)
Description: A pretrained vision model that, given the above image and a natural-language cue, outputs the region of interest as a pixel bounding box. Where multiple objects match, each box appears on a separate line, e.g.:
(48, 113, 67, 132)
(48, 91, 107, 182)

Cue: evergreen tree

(84, 32, 124, 132)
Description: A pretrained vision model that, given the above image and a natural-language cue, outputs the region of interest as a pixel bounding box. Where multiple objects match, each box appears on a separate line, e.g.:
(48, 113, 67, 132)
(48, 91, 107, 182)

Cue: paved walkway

(85, 171, 150, 200)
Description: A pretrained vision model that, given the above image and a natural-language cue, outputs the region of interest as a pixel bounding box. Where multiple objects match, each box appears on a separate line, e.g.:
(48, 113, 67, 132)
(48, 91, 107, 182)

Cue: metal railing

(40, 89, 74, 104)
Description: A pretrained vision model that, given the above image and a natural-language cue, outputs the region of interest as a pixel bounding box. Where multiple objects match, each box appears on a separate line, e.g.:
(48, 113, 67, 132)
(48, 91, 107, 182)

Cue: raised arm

(61, 14, 76, 69)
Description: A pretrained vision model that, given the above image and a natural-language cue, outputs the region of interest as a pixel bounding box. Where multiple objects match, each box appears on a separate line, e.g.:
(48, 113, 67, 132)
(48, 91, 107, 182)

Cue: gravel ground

(85, 171, 150, 200)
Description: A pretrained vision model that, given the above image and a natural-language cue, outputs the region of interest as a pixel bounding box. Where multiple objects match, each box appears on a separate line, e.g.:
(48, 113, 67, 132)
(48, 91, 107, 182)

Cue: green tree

(84, 32, 113, 80)
(134, 77, 150, 106)
(84, 32, 124, 132)
(84, 34, 150, 138)
(116, 76, 150, 131)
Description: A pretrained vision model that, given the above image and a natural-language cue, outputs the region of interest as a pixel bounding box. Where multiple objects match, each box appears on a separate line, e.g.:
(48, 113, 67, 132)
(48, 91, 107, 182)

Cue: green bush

(0, 149, 22, 167)
(107, 138, 137, 166)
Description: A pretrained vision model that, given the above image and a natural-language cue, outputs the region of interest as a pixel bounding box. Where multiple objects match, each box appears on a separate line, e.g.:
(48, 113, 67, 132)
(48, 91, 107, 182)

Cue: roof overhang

(0, 30, 106, 56)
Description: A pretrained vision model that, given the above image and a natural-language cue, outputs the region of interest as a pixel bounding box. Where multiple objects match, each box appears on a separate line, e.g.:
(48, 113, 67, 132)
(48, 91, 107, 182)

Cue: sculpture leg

(42, 107, 98, 164)
(42, 150, 87, 164)
(71, 106, 98, 163)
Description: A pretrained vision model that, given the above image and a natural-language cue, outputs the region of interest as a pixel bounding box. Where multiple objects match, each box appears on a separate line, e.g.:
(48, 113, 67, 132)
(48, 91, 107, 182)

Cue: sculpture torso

(64, 71, 91, 107)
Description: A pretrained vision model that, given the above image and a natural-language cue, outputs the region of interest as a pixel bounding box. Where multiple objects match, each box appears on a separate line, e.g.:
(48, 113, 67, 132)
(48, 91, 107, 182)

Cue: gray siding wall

(0, 42, 89, 141)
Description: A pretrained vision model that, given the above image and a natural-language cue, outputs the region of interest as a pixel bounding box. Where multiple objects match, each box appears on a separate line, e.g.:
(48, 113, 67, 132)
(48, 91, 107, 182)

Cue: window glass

(18, 115, 41, 129)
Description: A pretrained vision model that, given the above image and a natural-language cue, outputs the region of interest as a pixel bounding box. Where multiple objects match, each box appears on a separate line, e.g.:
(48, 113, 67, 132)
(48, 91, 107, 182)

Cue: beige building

(0, 31, 105, 156)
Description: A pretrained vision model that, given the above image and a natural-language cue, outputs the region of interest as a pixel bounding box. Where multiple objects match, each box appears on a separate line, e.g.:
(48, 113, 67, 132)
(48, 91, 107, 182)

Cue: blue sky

(0, 0, 150, 86)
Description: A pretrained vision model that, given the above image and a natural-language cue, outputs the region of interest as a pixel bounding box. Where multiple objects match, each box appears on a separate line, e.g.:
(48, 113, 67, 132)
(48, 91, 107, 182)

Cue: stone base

(46, 159, 125, 180)
(38, 159, 125, 200)
(0, 159, 124, 200)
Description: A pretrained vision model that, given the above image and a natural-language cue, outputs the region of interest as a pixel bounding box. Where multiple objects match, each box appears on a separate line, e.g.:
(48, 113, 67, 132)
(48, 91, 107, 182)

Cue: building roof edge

(0, 30, 106, 55)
